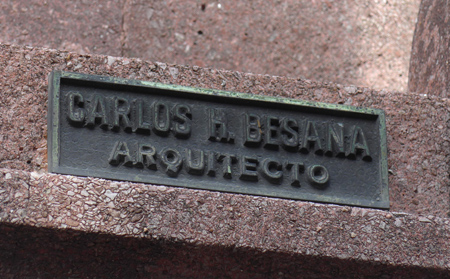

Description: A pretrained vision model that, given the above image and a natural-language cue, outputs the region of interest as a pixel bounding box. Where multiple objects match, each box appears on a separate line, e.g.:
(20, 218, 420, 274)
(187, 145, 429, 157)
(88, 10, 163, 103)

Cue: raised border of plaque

(48, 71, 389, 209)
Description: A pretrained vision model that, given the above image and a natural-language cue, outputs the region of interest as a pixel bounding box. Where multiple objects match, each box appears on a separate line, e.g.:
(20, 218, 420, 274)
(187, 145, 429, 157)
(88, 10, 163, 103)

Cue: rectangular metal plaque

(48, 71, 389, 209)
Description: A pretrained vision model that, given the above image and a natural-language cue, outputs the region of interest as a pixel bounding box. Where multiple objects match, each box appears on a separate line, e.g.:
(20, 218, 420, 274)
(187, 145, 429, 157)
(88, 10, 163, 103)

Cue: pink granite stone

(0, 43, 449, 217)
(409, 0, 450, 97)
(0, 168, 449, 277)
(0, 0, 419, 91)
(122, 0, 419, 91)
(0, 0, 122, 56)
(0, 43, 450, 277)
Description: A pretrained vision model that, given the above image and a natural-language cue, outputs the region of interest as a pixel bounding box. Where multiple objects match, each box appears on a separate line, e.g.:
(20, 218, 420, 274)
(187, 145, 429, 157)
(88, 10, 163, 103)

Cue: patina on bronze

(48, 71, 389, 209)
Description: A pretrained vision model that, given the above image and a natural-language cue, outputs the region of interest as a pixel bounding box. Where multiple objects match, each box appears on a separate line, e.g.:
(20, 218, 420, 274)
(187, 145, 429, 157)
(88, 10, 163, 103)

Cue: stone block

(0, 0, 122, 56)
(0, 43, 450, 276)
(0, 169, 449, 277)
(0, 0, 420, 91)
(409, 0, 450, 97)
(122, 0, 419, 91)
(1, 43, 449, 217)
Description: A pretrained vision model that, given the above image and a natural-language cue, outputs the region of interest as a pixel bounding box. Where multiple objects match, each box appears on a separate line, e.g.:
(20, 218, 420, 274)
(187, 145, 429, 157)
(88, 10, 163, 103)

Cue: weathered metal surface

(48, 71, 389, 209)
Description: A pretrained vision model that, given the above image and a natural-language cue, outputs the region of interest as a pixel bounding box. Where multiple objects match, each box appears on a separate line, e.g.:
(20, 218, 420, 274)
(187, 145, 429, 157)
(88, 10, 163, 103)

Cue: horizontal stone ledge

(0, 223, 447, 279)
(1, 223, 446, 279)
(0, 43, 449, 216)
(1, 168, 449, 273)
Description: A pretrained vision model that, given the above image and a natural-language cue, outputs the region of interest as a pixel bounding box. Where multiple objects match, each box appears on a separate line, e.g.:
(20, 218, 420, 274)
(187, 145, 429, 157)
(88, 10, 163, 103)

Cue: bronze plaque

(48, 71, 389, 209)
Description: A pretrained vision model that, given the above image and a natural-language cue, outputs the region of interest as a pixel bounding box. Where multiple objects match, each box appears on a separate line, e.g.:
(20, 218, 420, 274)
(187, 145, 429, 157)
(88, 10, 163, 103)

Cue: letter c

(67, 92, 85, 124)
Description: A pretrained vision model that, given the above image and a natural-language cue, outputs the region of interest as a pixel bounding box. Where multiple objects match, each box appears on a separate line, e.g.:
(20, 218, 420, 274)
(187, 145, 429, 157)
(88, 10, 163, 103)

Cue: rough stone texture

(0, 0, 122, 56)
(1, 43, 450, 217)
(0, 169, 449, 278)
(123, 0, 419, 92)
(409, 0, 450, 97)
(1, 226, 447, 279)
(0, 0, 419, 92)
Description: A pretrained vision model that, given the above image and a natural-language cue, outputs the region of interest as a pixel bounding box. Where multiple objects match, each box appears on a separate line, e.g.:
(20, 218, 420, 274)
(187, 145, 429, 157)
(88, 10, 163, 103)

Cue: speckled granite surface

(0, 43, 450, 277)
(0, 0, 419, 92)
(409, 0, 450, 97)
(1, 169, 450, 278)
(1, 43, 449, 217)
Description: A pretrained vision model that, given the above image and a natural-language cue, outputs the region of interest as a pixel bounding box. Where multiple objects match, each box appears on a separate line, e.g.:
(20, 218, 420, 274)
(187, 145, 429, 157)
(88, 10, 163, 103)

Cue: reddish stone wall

(1, 168, 450, 277)
(2, 2, 450, 277)
(409, 0, 450, 97)
(0, 0, 419, 91)
(0, 222, 447, 278)
(1, 43, 449, 217)
(0, 43, 450, 277)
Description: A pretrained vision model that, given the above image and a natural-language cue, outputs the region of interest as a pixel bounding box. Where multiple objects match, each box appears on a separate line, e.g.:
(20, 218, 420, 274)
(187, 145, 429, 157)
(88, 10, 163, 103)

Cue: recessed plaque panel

(48, 71, 389, 209)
